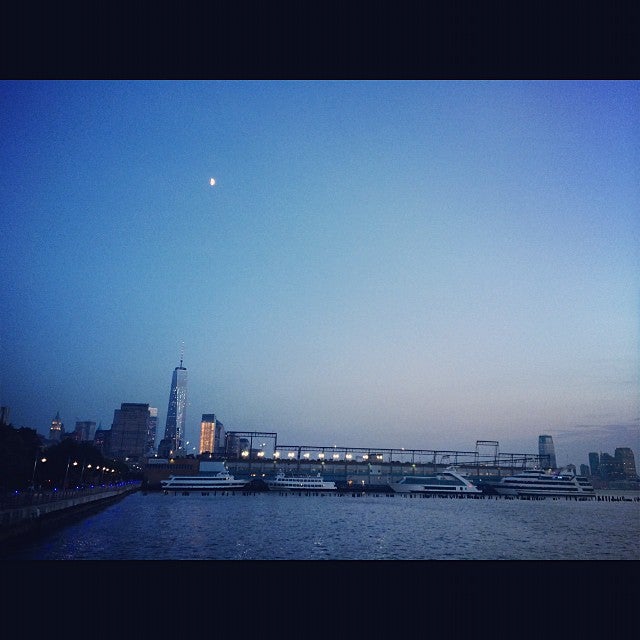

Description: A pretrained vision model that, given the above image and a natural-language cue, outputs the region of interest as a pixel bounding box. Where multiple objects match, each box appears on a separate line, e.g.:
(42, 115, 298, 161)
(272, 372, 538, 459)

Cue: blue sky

(1, 81, 638, 467)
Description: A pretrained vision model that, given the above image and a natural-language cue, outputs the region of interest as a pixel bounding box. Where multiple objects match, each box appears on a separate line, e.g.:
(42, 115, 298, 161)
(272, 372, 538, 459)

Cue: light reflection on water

(3, 491, 639, 560)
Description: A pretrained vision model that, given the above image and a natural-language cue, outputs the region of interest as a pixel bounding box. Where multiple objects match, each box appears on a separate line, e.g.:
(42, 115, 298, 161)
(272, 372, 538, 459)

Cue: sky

(1, 80, 638, 468)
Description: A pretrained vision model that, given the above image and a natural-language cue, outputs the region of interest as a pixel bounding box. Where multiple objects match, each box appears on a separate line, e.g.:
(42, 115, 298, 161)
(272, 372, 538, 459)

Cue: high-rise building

(614, 447, 637, 479)
(109, 403, 151, 461)
(199, 414, 225, 455)
(49, 411, 64, 442)
(0, 406, 10, 426)
(538, 435, 557, 470)
(580, 464, 590, 476)
(93, 426, 110, 454)
(588, 452, 600, 477)
(146, 407, 158, 455)
(74, 420, 96, 442)
(599, 453, 616, 479)
(162, 357, 188, 456)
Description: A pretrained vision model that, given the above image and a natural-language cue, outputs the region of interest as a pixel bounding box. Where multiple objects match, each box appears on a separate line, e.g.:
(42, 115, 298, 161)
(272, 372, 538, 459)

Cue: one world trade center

(162, 356, 187, 456)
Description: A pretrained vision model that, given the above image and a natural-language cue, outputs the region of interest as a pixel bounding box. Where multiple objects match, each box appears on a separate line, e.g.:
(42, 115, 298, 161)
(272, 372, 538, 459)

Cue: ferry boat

(389, 467, 482, 494)
(266, 472, 337, 491)
(161, 461, 249, 492)
(492, 468, 596, 498)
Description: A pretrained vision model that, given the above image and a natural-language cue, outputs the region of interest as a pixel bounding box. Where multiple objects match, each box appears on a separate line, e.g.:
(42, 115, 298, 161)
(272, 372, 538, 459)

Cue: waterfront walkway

(0, 481, 141, 543)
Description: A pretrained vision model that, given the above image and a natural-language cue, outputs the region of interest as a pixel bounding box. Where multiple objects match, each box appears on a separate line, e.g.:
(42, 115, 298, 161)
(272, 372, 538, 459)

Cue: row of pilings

(160, 489, 639, 501)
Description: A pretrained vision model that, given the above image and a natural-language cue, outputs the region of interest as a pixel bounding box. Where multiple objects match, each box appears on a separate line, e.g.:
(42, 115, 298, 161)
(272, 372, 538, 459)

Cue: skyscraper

(588, 452, 600, 476)
(538, 435, 557, 470)
(49, 411, 64, 442)
(162, 357, 188, 456)
(146, 407, 158, 455)
(614, 447, 637, 479)
(199, 413, 225, 455)
(109, 403, 151, 461)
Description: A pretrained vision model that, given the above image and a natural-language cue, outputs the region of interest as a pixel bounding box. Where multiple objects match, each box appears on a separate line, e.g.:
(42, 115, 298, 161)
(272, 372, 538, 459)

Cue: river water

(2, 490, 638, 560)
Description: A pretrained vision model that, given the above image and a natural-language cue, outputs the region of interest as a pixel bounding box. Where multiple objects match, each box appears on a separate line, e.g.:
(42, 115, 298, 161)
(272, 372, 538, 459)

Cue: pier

(0, 482, 141, 544)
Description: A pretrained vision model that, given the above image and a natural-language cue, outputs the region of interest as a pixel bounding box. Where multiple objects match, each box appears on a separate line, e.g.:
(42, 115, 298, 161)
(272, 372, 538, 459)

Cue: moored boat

(389, 467, 482, 494)
(161, 461, 249, 492)
(492, 468, 596, 498)
(266, 472, 337, 491)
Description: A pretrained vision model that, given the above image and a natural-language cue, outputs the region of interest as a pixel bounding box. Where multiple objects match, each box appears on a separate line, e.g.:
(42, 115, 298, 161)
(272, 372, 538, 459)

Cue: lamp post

(31, 455, 47, 490)
(63, 457, 72, 490)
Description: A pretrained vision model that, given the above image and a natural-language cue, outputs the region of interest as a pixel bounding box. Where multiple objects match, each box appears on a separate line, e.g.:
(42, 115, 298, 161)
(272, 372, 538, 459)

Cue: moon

(209, 178, 216, 186)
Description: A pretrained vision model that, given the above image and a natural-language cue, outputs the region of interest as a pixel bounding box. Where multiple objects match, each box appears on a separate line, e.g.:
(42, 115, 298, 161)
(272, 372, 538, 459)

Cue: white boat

(389, 467, 482, 494)
(266, 471, 337, 491)
(161, 461, 249, 492)
(492, 468, 596, 498)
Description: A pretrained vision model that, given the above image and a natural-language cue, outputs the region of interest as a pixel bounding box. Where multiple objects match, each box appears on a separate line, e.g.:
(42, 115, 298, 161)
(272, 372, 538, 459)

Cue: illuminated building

(146, 407, 158, 455)
(49, 411, 64, 442)
(162, 357, 188, 456)
(199, 414, 225, 455)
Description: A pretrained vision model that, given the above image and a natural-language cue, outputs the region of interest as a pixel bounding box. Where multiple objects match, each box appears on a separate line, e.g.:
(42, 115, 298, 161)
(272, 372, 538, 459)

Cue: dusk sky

(1, 81, 638, 467)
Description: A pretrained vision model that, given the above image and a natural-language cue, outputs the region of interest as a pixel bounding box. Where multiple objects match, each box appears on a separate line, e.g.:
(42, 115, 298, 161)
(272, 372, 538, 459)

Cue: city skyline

(1, 81, 638, 468)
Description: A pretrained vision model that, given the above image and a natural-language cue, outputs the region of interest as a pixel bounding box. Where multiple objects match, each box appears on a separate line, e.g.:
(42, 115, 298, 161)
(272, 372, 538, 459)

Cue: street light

(31, 455, 47, 489)
(63, 457, 77, 490)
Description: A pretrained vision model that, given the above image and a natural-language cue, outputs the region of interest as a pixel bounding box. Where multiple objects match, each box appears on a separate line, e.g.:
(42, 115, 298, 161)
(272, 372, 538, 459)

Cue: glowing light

(209, 178, 216, 186)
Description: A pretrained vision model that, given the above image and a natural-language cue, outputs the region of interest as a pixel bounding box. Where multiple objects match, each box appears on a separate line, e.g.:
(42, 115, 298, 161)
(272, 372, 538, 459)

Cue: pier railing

(0, 481, 141, 511)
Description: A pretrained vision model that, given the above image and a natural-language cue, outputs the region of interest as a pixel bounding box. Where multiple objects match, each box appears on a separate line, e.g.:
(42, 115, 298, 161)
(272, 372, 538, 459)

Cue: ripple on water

(2, 492, 638, 560)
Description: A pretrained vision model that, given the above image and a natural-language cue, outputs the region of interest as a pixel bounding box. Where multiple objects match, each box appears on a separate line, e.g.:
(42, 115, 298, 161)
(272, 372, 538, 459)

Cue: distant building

(93, 427, 111, 454)
(163, 357, 188, 455)
(588, 452, 600, 477)
(108, 403, 151, 461)
(224, 433, 251, 458)
(614, 447, 637, 479)
(580, 464, 590, 476)
(49, 411, 64, 442)
(538, 435, 557, 470)
(74, 420, 96, 442)
(199, 414, 225, 455)
(157, 437, 172, 459)
(0, 406, 10, 426)
(146, 407, 158, 456)
(599, 453, 616, 479)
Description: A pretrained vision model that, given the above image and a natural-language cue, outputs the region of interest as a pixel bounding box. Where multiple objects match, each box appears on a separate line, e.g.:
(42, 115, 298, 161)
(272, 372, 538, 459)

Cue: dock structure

(221, 442, 545, 488)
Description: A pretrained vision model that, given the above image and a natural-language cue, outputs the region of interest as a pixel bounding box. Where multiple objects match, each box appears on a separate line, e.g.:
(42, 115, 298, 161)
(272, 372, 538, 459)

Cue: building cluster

(588, 449, 638, 481)
(41, 357, 244, 464)
(7, 361, 638, 482)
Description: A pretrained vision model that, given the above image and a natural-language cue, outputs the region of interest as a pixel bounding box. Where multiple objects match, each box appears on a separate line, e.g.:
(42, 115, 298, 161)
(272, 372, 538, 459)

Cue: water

(2, 491, 638, 560)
